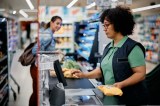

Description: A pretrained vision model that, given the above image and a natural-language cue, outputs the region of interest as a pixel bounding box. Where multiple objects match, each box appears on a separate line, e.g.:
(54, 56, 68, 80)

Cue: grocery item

(62, 60, 80, 70)
(97, 85, 123, 96)
(63, 68, 79, 78)
(49, 68, 79, 79)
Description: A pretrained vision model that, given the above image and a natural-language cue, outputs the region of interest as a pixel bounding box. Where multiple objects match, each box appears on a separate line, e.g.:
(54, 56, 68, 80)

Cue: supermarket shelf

(54, 22, 74, 53)
(85, 29, 97, 32)
(77, 50, 89, 60)
(88, 19, 99, 23)
(55, 46, 72, 49)
(2, 98, 8, 106)
(0, 19, 9, 106)
(0, 66, 7, 75)
(0, 56, 7, 63)
(0, 83, 8, 93)
(142, 42, 158, 44)
(79, 37, 94, 44)
(0, 74, 7, 85)
(54, 34, 73, 37)
(88, 27, 98, 30)
(79, 44, 91, 52)
(80, 36, 94, 40)
(87, 24, 99, 29)
(78, 32, 84, 34)
(145, 49, 158, 52)
(79, 40, 93, 44)
(0, 91, 8, 104)
(146, 60, 159, 64)
(137, 14, 160, 66)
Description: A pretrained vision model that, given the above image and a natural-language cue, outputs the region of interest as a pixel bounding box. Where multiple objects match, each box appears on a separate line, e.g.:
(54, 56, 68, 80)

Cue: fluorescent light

(67, 0, 78, 8)
(22, 9, 38, 12)
(19, 16, 37, 21)
(19, 10, 28, 18)
(13, 11, 16, 14)
(26, 0, 34, 10)
(132, 4, 160, 12)
(2, 18, 6, 22)
(0, 9, 5, 11)
(86, 2, 96, 9)
(112, 0, 118, 2)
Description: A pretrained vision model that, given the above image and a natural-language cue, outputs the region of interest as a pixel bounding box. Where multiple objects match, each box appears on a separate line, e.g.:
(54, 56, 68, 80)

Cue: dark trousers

(29, 64, 38, 106)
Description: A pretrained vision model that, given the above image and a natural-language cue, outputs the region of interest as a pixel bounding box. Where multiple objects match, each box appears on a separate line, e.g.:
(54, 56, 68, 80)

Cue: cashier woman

(72, 6, 148, 105)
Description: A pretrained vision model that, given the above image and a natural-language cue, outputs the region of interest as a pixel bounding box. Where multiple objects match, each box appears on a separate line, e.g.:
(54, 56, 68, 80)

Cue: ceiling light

(67, 0, 78, 8)
(13, 11, 16, 14)
(112, 0, 118, 2)
(22, 9, 38, 12)
(86, 2, 96, 9)
(0, 9, 5, 11)
(26, 0, 34, 10)
(1, 18, 6, 22)
(19, 10, 28, 18)
(132, 4, 160, 12)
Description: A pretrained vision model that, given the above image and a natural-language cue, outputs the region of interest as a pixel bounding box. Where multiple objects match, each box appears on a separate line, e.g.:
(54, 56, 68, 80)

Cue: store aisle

(8, 50, 32, 106)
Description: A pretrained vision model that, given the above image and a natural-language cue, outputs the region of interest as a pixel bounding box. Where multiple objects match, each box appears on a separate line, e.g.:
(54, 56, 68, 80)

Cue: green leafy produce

(62, 60, 80, 69)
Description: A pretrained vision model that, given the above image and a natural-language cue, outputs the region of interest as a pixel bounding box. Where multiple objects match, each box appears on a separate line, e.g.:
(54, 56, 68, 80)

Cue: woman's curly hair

(100, 6, 135, 36)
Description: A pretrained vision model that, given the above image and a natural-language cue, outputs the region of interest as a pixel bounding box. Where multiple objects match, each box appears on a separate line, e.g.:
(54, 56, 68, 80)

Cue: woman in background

(29, 16, 62, 106)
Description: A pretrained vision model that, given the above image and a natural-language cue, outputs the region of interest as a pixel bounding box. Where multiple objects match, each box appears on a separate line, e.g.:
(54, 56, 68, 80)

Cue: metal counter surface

(49, 76, 107, 105)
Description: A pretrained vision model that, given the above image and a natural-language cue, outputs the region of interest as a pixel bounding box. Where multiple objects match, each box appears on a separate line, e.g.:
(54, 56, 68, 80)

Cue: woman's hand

(71, 67, 102, 79)
(113, 82, 124, 89)
(71, 70, 86, 78)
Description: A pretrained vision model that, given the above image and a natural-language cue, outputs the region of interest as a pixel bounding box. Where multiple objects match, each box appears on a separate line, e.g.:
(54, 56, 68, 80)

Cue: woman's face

(103, 19, 117, 39)
(50, 18, 62, 32)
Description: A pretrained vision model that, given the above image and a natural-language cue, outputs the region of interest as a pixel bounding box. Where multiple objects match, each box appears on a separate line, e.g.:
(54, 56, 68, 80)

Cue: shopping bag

(18, 42, 36, 66)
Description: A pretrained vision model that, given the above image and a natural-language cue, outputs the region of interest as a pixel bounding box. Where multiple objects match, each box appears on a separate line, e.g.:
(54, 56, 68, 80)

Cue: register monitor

(54, 60, 67, 86)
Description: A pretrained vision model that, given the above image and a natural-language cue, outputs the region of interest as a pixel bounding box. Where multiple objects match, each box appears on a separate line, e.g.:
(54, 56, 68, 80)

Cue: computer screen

(54, 60, 67, 86)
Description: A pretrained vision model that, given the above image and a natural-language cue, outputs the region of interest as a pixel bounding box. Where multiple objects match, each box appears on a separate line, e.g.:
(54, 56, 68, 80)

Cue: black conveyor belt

(49, 77, 95, 89)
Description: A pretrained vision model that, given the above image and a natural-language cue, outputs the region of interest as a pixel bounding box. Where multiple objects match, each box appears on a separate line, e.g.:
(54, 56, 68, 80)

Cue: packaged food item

(97, 85, 123, 96)
(63, 68, 79, 78)
(49, 68, 79, 79)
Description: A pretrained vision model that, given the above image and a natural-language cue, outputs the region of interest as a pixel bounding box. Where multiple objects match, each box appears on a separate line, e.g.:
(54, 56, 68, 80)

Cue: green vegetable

(62, 60, 80, 69)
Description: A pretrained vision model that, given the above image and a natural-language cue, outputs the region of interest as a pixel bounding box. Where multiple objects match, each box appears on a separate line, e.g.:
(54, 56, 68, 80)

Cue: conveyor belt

(49, 77, 95, 89)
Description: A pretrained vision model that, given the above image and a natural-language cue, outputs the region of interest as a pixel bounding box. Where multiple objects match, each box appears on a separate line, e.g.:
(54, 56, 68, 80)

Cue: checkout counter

(38, 52, 106, 106)
(39, 52, 112, 106)
(39, 52, 160, 105)
(49, 77, 104, 105)
(48, 64, 105, 106)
